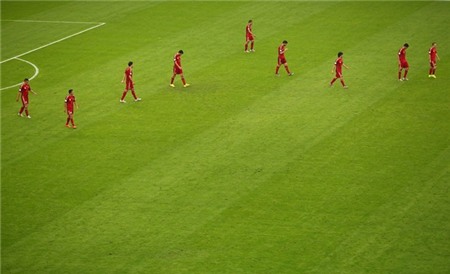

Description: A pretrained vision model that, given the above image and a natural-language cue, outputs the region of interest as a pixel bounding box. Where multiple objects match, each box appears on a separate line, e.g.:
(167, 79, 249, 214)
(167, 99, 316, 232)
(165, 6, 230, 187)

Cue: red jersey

(19, 83, 31, 98)
(429, 47, 437, 62)
(246, 23, 253, 37)
(398, 47, 407, 62)
(335, 57, 343, 71)
(65, 94, 76, 111)
(124, 66, 133, 83)
(278, 44, 286, 58)
(174, 53, 182, 68)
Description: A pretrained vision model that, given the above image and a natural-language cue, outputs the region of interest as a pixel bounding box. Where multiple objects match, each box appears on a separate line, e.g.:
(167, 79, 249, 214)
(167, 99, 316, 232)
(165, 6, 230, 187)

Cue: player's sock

(433, 68, 436, 75)
(170, 77, 175, 84)
(182, 78, 186, 85)
(131, 91, 137, 99)
(429, 68, 433, 75)
(250, 42, 254, 50)
(398, 71, 402, 79)
(330, 78, 337, 85)
(121, 91, 127, 100)
(19, 106, 24, 114)
(285, 66, 291, 74)
(404, 70, 408, 78)
(71, 119, 75, 126)
(25, 110, 29, 116)
(275, 66, 280, 74)
(66, 118, 70, 125)
(244, 43, 248, 51)
(340, 79, 346, 86)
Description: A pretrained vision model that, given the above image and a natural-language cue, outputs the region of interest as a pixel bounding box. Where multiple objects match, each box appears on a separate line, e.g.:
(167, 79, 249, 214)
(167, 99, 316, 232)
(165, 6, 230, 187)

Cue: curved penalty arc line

(0, 57, 40, 91)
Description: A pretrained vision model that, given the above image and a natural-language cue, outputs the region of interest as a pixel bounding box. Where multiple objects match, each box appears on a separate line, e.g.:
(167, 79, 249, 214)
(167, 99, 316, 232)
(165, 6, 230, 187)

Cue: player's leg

(170, 73, 177, 87)
(330, 77, 337, 86)
(250, 39, 254, 51)
(339, 76, 347, 88)
(403, 67, 409, 80)
(120, 87, 128, 102)
(284, 63, 293, 76)
(180, 73, 189, 87)
(66, 113, 71, 127)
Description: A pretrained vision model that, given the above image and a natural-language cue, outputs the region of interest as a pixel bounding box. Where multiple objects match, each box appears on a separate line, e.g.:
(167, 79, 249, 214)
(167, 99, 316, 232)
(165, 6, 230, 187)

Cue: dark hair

(338, 52, 343, 57)
(24, 78, 29, 81)
(403, 43, 409, 48)
(432, 42, 436, 46)
(282, 40, 288, 44)
(248, 20, 252, 23)
(128, 61, 133, 66)
(178, 50, 184, 54)
(68, 89, 73, 94)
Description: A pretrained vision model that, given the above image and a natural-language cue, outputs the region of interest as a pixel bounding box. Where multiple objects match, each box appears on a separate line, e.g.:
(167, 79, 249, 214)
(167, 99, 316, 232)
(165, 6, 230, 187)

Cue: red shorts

(335, 70, 343, 78)
(399, 60, 409, 69)
(173, 66, 183, 75)
(21, 96, 29, 105)
(125, 81, 134, 90)
(246, 35, 254, 42)
(278, 57, 287, 65)
(67, 109, 74, 115)
(430, 60, 436, 68)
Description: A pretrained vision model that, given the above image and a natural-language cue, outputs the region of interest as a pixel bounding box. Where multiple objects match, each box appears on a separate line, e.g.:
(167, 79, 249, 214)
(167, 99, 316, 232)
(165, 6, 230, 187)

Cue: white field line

(0, 21, 105, 64)
(0, 58, 40, 91)
(1, 20, 105, 90)
(2, 19, 105, 24)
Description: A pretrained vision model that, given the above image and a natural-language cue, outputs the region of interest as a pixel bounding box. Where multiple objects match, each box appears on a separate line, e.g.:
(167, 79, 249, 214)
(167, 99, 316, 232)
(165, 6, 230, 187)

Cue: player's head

(24, 78, 29, 83)
(68, 89, 73, 94)
(338, 52, 344, 57)
(248, 20, 252, 23)
(178, 50, 184, 54)
(403, 43, 409, 48)
(282, 40, 288, 45)
(128, 61, 133, 67)
(432, 42, 437, 46)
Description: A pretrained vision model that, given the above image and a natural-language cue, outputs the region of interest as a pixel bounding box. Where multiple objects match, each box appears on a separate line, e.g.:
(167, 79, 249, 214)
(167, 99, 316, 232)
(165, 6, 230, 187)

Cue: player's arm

(437, 53, 441, 61)
(331, 64, 336, 74)
(64, 101, 67, 113)
(30, 89, 37, 95)
(121, 72, 126, 83)
(343, 64, 350, 69)
(75, 100, 79, 109)
(174, 59, 182, 70)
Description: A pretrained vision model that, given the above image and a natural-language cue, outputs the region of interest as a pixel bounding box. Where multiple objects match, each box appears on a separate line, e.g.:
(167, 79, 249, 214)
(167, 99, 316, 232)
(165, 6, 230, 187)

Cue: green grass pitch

(1, 1, 450, 273)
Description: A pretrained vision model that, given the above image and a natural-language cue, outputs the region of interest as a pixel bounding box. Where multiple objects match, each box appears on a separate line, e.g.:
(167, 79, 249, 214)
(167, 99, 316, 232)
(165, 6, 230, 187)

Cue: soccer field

(1, 1, 450, 273)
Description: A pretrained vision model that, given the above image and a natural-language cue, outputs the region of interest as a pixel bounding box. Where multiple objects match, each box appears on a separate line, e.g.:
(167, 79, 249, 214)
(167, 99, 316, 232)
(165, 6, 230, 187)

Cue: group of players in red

(245, 20, 441, 88)
(15, 20, 441, 128)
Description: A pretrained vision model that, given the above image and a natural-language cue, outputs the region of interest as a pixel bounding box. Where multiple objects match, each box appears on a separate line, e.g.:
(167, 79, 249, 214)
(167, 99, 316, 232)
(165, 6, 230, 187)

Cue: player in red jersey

(275, 40, 293, 76)
(244, 20, 255, 53)
(120, 61, 141, 103)
(330, 52, 349, 88)
(16, 78, 37, 118)
(64, 89, 78, 129)
(398, 43, 409, 81)
(428, 42, 440, 78)
(170, 50, 190, 88)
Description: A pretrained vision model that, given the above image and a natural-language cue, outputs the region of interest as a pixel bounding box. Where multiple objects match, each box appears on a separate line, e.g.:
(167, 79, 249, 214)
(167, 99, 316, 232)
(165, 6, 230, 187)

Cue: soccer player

(120, 61, 141, 103)
(398, 43, 409, 81)
(16, 78, 37, 118)
(64, 89, 78, 129)
(428, 42, 440, 78)
(244, 20, 255, 52)
(275, 40, 293, 76)
(330, 52, 349, 89)
(170, 50, 190, 88)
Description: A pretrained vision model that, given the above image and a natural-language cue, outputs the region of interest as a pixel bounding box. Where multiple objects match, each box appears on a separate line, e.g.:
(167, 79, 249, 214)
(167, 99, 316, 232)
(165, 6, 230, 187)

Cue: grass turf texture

(1, 1, 450, 273)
